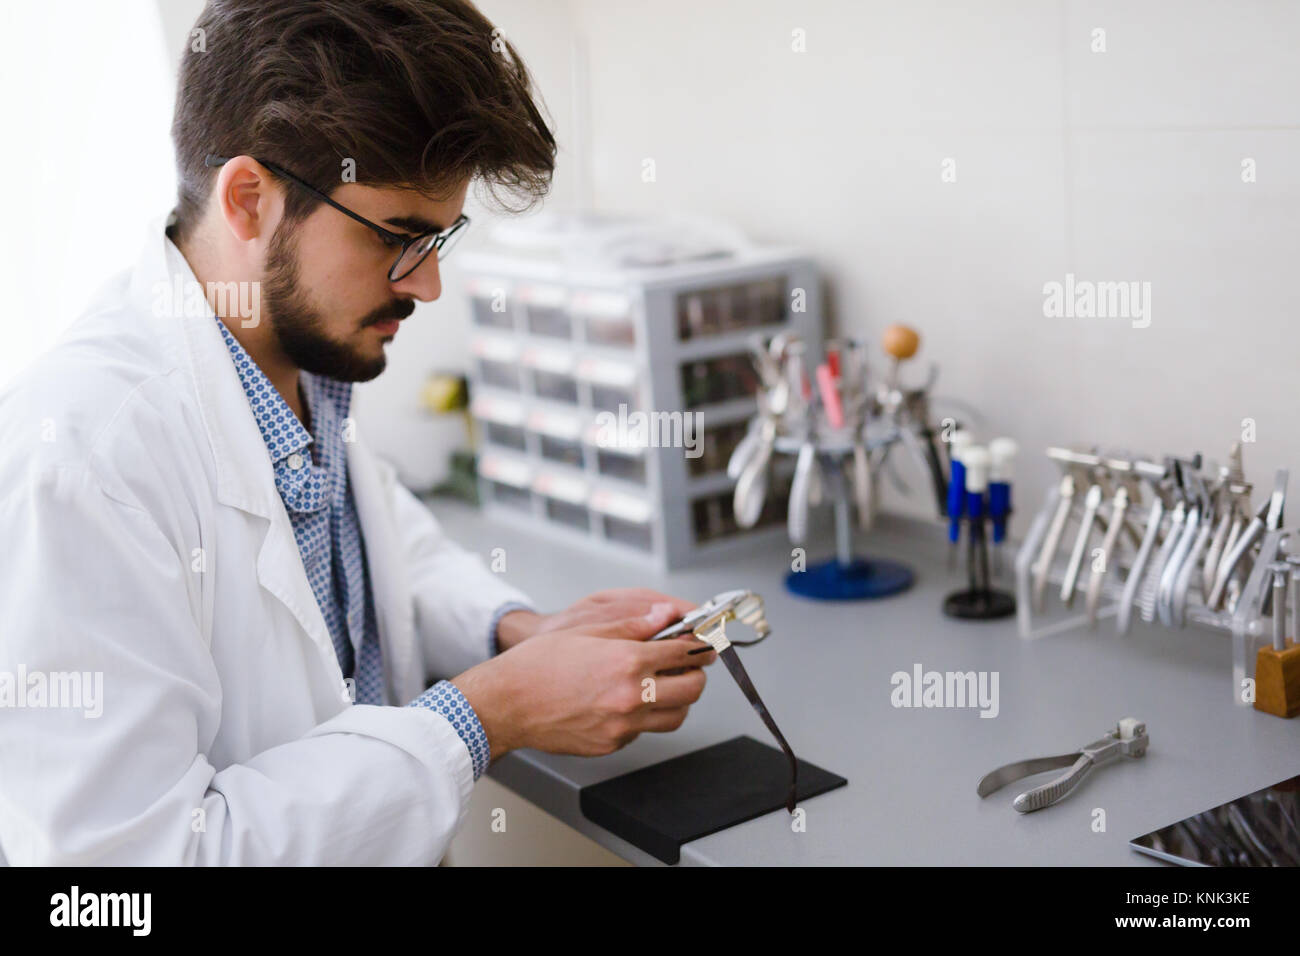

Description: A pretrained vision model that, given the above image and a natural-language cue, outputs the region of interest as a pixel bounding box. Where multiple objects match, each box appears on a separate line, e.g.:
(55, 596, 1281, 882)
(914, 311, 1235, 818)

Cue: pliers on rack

(1117, 459, 1173, 635)
(1059, 465, 1108, 608)
(1207, 468, 1288, 612)
(1202, 444, 1248, 600)
(977, 718, 1149, 813)
(1085, 460, 1140, 628)
(1139, 459, 1192, 624)
(1159, 467, 1209, 627)
(1032, 455, 1091, 611)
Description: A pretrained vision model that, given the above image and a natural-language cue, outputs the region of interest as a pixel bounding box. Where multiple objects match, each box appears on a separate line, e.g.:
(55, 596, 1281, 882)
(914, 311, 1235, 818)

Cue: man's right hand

(450, 610, 716, 761)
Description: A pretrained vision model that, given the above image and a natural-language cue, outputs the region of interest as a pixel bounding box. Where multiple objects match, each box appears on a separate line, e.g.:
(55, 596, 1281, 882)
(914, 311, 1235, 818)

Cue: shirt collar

(211, 317, 355, 513)
(211, 317, 313, 466)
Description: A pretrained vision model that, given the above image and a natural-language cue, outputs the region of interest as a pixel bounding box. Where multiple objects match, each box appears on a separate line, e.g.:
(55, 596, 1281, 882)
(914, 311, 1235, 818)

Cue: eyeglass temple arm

(203, 153, 407, 244)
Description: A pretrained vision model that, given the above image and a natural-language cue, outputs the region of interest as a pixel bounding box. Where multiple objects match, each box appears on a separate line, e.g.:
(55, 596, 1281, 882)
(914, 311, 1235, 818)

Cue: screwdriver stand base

(946, 508, 1013, 620)
(1253, 642, 1300, 718)
(785, 557, 914, 601)
(943, 588, 1016, 620)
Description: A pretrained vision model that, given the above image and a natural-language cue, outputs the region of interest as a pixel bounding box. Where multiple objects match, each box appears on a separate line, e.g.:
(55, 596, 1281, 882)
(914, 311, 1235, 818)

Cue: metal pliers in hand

(977, 718, 1149, 813)
(650, 589, 771, 652)
(651, 590, 800, 812)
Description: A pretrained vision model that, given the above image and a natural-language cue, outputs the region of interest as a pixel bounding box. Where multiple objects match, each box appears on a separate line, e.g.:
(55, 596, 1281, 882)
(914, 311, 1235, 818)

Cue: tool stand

(1016, 452, 1287, 706)
(943, 507, 1016, 620)
(779, 446, 914, 601)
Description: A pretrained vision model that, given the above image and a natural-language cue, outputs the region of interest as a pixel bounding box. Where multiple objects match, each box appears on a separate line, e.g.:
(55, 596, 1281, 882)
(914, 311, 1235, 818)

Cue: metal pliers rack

(728, 326, 952, 544)
(728, 325, 959, 600)
(1013, 444, 1290, 704)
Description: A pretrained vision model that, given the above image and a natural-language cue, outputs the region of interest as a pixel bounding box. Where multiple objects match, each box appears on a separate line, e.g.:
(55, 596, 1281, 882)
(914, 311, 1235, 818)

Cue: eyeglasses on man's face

(204, 154, 469, 281)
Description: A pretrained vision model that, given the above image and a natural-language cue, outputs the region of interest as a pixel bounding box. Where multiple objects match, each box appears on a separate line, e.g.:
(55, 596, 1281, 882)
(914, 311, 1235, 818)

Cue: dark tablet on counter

(1130, 775, 1300, 866)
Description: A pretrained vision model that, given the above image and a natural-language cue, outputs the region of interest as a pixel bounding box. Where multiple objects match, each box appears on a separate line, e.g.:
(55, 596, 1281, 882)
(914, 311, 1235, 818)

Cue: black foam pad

(579, 736, 847, 864)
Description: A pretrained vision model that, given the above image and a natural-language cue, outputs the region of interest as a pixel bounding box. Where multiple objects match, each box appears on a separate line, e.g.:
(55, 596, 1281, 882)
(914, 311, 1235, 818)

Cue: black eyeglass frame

(204, 154, 469, 281)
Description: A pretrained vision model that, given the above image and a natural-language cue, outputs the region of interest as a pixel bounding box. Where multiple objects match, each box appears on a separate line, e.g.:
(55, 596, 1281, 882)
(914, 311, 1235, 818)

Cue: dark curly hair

(169, 0, 556, 242)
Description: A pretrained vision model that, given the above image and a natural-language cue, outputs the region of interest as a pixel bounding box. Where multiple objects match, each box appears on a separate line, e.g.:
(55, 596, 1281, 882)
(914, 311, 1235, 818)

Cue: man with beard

(0, 0, 711, 865)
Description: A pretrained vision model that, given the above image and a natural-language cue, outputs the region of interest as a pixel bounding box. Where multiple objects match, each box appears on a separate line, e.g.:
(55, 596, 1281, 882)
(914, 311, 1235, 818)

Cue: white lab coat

(0, 224, 534, 865)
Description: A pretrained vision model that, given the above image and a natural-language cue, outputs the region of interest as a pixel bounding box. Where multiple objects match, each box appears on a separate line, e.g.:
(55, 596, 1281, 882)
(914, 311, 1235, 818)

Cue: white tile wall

(1064, 0, 1300, 129)
(150, 0, 1300, 521)
(512, 0, 1300, 527)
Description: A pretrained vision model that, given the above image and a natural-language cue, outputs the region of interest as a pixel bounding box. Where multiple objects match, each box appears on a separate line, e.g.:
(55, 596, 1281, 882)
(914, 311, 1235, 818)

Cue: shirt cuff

(487, 600, 537, 657)
(408, 680, 491, 780)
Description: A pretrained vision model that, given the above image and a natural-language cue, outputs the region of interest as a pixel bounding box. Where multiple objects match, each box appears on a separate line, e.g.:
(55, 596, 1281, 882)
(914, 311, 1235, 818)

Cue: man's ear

(214, 155, 282, 243)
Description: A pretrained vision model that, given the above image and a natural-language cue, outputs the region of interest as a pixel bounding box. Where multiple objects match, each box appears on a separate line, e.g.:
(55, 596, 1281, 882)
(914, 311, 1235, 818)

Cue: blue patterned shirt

(213, 316, 517, 779)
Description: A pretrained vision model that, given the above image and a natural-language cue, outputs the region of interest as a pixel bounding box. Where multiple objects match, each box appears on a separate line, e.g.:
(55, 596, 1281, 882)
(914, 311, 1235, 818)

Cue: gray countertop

(425, 496, 1300, 866)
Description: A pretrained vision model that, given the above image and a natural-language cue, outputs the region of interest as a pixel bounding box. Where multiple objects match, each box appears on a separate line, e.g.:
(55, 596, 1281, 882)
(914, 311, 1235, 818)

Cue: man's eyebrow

(383, 215, 444, 235)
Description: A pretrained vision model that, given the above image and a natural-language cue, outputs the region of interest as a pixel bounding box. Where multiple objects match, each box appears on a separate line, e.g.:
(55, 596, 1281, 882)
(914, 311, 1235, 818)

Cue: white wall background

(0, 0, 175, 387)
(474, 0, 1300, 528)
(9, 1, 1297, 521)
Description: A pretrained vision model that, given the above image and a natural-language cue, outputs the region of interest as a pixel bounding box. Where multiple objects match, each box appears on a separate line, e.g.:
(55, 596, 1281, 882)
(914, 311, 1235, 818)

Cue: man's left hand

(496, 588, 698, 651)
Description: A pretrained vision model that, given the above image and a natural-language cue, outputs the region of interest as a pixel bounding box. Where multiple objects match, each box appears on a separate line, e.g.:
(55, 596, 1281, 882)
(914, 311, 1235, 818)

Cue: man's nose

(392, 253, 442, 302)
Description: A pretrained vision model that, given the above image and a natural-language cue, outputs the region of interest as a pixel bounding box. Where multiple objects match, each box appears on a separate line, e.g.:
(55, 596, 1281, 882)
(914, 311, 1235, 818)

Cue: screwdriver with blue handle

(946, 431, 972, 570)
(988, 438, 1017, 577)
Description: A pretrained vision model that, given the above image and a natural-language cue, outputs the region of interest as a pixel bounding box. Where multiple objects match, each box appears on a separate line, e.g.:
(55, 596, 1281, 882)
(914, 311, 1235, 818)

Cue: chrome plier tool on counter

(650, 589, 799, 813)
(977, 718, 1149, 813)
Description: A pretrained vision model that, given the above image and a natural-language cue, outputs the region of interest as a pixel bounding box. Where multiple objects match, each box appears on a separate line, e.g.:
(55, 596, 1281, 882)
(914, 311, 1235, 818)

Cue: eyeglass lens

(391, 220, 466, 279)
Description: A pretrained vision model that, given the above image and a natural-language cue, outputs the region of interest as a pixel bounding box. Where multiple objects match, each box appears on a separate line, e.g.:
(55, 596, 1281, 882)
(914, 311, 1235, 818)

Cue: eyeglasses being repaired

(650, 589, 799, 814)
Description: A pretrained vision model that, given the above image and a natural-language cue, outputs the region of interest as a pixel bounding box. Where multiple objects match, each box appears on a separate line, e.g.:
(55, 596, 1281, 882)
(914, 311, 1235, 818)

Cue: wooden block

(1254, 641, 1300, 718)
